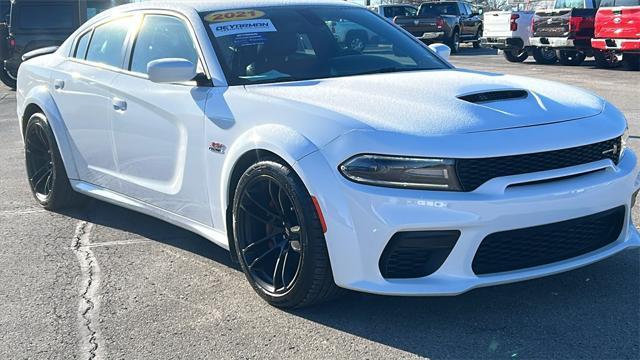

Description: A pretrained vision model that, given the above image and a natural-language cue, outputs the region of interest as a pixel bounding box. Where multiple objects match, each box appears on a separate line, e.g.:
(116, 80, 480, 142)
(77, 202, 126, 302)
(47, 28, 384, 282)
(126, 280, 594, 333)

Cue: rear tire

(593, 50, 619, 69)
(532, 47, 558, 64)
(24, 113, 84, 210)
(232, 158, 341, 308)
(448, 30, 460, 54)
(558, 50, 586, 66)
(503, 49, 529, 63)
(0, 68, 16, 89)
(472, 28, 482, 48)
(622, 53, 640, 70)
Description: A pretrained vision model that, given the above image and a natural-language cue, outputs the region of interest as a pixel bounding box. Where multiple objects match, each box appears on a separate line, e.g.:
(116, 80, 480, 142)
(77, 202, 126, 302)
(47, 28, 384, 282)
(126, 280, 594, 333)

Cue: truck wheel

(448, 30, 460, 54)
(0, 68, 17, 89)
(472, 28, 483, 49)
(558, 50, 586, 66)
(593, 50, 619, 69)
(345, 32, 367, 53)
(503, 49, 529, 63)
(532, 47, 557, 64)
(622, 53, 640, 71)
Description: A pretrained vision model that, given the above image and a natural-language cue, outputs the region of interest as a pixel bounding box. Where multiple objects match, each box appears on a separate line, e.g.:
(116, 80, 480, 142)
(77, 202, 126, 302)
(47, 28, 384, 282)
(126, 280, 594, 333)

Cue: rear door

(50, 16, 137, 189)
(109, 13, 212, 226)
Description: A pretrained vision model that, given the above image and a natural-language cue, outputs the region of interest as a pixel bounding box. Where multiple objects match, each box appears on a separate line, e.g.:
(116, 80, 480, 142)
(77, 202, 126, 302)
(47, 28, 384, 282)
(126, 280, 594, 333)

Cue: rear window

(85, 17, 131, 68)
(600, 0, 640, 6)
(16, 5, 75, 30)
(383, 6, 417, 18)
(554, 0, 590, 8)
(419, 3, 460, 16)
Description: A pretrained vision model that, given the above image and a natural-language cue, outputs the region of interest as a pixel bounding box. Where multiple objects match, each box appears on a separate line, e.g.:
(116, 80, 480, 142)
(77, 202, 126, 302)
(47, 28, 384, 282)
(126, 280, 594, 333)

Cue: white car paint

(481, 11, 535, 48)
(16, 0, 639, 296)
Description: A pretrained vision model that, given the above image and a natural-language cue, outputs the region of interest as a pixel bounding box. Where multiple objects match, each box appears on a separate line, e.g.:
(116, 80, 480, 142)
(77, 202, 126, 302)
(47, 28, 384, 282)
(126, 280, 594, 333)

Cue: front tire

(503, 49, 529, 62)
(532, 47, 558, 64)
(232, 159, 341, 308)
(558, 50, 586, 66)
(24, 113, 83, 210)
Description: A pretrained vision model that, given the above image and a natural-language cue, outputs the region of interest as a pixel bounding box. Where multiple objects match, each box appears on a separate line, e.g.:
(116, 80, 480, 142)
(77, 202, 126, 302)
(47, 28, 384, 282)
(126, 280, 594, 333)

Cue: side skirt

(70, 180, 230, 250)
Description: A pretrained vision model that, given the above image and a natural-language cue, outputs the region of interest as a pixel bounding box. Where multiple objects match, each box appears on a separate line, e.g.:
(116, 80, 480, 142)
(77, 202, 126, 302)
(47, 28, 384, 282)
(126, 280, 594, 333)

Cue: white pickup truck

(480, 10, 558, 64)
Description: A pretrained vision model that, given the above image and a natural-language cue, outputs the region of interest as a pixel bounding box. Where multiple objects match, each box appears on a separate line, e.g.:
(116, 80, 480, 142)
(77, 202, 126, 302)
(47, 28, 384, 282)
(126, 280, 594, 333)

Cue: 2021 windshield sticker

(211, 19, 277, 37)
(205, 10, 266, 23)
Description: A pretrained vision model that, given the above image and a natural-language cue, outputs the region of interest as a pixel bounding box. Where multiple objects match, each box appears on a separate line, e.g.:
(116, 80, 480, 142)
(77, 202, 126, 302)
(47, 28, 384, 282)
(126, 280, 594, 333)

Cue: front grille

(472, 206, 625, 275)
(456, 138, 621, 191)
(379, 231, 460, 279)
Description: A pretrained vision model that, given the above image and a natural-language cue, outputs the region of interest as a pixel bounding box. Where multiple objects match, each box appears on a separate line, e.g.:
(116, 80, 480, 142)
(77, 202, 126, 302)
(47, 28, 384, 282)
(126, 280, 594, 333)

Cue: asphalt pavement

(0, 46, 638, 360)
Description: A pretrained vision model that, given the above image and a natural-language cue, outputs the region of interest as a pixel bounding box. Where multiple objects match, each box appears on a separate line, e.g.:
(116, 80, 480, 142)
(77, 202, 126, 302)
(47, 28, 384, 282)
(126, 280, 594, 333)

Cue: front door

(109, 14, 213, 226)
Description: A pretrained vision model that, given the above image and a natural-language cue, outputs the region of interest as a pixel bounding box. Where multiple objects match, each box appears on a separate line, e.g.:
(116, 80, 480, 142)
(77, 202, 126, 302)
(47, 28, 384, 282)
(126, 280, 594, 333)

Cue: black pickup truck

(530, 0, 599, 65)
(393, 1, 483, 53)
(0, 0, 130, 89)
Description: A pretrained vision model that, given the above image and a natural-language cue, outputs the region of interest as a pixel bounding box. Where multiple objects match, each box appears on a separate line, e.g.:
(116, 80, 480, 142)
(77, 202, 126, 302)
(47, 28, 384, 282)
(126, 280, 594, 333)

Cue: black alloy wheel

(558, 50, 586, 66)
(24, 113, 83, 210)
(233, 159, 340, 308)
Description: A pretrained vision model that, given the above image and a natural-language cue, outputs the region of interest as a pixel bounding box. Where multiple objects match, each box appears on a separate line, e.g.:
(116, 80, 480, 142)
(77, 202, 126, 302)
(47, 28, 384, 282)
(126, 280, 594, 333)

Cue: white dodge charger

(16, 0, 639, 308)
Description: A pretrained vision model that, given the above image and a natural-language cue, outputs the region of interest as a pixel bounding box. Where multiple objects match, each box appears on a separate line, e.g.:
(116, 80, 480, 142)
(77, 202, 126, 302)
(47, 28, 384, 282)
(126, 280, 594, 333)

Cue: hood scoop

(458, 90, 529, 104)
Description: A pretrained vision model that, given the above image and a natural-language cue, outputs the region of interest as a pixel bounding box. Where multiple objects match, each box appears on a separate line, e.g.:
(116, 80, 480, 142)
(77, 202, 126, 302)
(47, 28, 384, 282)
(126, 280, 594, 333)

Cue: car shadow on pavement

(59, 198, 239, 271)
(290, 250, 640, 359)
(57, 198, 639, 359)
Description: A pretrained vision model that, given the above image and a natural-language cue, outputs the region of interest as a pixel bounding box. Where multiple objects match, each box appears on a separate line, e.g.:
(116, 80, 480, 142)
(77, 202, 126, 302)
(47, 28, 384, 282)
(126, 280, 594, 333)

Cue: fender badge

(209, 142, 226, 154)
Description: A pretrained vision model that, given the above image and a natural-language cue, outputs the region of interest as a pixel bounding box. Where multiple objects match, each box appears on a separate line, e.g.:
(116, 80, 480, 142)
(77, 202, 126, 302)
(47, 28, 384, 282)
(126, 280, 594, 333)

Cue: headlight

(339, 154, 461, 191)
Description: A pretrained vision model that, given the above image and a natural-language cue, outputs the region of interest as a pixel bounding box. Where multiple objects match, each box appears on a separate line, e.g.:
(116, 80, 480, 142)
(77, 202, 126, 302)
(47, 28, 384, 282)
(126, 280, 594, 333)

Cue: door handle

(53, 79, 65, 90)
(112, 98, 127, 112)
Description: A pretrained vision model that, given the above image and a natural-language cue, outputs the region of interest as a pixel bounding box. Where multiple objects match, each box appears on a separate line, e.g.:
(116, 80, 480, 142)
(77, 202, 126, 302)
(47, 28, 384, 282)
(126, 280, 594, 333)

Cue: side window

(130, 15, 199, 75)
(86, 17, 132, 68)
(74, 30, 92, 59)
(465, 4, 474, 14)
(458, 3, 468, 15)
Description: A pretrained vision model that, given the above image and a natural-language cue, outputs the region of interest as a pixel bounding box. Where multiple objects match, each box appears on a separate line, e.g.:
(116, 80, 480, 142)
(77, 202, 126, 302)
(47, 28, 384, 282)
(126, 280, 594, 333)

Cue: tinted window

(17, 5, 75, 30)
(600, 0, 639, 5)
(419, 4, 460, 16)
(383, 6, 417, 18)
(130, 15, 199, 75)
(86, 17, 131, 68)
(74, 31, 92, 59)
(202, 6, 447, 86)
(554, 0, 588, 8)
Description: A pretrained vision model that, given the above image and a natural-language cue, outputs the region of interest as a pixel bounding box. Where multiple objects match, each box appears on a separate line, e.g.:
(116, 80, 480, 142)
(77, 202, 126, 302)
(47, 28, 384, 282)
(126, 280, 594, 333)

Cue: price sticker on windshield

(205, 10, 265, 23)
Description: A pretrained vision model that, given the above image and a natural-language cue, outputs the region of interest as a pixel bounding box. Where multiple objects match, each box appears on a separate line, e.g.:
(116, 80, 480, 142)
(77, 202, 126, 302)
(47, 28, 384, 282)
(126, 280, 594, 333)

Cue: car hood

(244, 69, 605, 136)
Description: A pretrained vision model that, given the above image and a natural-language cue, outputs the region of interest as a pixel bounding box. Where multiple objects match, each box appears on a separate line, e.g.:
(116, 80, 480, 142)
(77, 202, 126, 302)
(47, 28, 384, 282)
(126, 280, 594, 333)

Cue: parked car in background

(591, 0, 640, 70)
(327, 18, 378, 52)
(481, 10, 558, 64)
(394, 1, 483, 53)
(0, 0, 130, 88)
(368, 4, 417, 21)
(531, 0, 599, 66)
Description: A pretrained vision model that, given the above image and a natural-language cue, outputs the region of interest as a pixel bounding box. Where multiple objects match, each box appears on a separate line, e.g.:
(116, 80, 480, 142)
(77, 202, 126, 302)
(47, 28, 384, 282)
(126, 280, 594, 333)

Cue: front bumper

(296, 144, 639, 296)
(592, 38, 640, 53)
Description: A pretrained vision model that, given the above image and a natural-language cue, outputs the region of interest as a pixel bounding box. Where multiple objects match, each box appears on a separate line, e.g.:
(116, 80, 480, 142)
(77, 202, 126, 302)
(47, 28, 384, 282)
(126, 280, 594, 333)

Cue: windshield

(201, 6, 448, 86)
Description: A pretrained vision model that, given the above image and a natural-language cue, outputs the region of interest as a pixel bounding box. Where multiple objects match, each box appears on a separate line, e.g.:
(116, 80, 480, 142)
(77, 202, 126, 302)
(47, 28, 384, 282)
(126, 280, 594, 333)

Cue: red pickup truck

(591, 0, 640, 70)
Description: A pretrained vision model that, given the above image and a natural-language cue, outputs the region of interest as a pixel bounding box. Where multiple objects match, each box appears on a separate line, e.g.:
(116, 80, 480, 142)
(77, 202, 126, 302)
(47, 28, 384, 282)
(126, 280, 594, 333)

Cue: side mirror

(429, 43, 451, 61)
(147, 58, 196, 84)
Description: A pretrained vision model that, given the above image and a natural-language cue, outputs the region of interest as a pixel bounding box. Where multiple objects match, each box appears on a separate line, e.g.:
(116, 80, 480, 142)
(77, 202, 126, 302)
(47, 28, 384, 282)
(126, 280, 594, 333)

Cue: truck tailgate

(595, 6, 640, 39)
(534, 10, 572, 37)
(394, 17, 440, 37)
(483, 11, 514, 37)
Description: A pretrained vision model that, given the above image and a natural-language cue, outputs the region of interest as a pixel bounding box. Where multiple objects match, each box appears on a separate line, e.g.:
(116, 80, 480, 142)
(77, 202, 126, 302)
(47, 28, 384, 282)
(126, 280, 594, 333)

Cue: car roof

(116, 0, 360, 13)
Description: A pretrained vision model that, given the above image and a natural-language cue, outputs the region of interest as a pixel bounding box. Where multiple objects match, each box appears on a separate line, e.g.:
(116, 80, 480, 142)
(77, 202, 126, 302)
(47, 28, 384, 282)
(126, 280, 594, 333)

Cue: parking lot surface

(1, 48, 638, 360)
